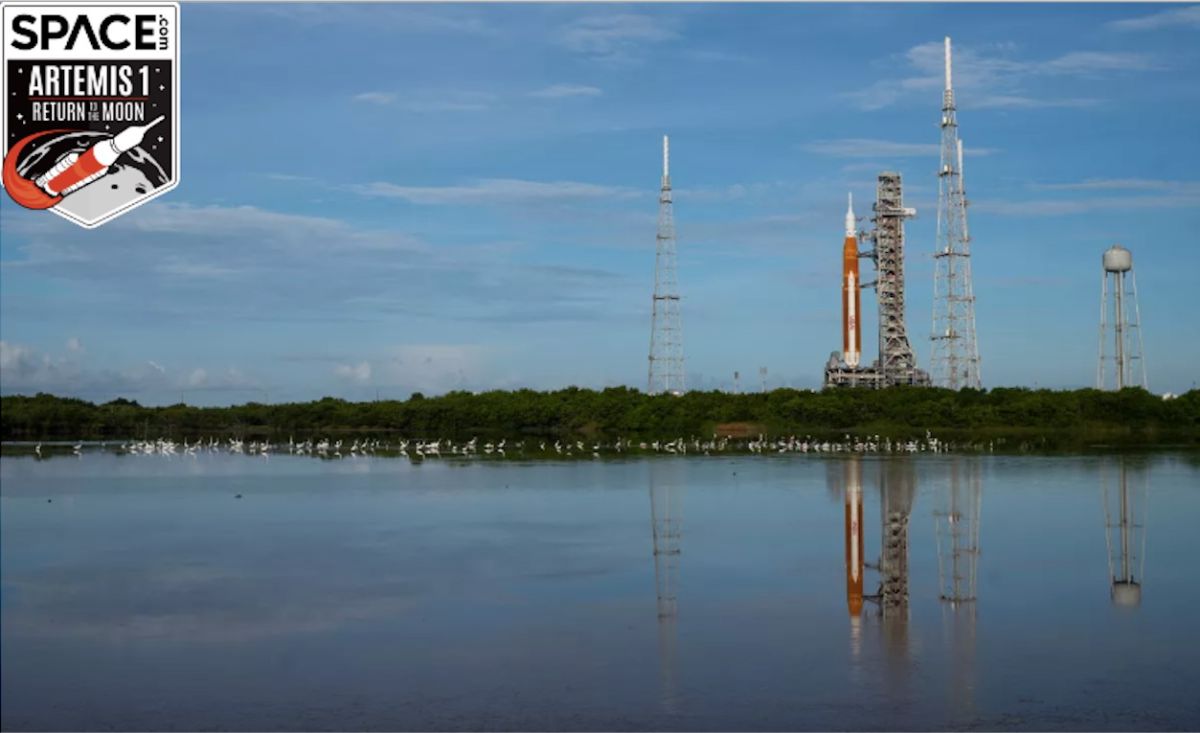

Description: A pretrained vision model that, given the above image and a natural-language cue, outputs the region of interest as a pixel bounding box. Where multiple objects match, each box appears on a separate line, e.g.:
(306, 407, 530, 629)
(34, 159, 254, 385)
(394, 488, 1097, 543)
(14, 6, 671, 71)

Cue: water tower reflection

(1103, 457, 1149, 607)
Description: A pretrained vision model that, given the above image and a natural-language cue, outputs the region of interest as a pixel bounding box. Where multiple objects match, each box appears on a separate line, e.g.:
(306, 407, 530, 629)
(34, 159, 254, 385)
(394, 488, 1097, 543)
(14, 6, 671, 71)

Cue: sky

(2, 2, 1199, 405)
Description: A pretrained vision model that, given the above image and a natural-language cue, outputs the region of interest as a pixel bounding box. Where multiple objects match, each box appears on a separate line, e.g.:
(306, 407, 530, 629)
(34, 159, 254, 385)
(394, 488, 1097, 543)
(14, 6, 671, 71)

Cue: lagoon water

(2, 452, 1199, 731)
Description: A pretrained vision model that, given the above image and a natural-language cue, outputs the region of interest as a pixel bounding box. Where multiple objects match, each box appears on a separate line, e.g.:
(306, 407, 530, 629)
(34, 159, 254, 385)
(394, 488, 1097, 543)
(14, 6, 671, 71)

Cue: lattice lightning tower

(931, 37, 982, 390)
(648, 135, 684, 395)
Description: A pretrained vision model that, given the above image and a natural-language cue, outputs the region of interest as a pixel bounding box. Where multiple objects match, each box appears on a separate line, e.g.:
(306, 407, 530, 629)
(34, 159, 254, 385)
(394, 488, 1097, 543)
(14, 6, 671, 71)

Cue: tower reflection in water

(1103, 457, 1148, 607)
(649, 462, 683, 712)
(878, 456, 915, 695)
(834, 455, 985, 717)
(935, 456, 982, 720)
(833, 457, 915, 668)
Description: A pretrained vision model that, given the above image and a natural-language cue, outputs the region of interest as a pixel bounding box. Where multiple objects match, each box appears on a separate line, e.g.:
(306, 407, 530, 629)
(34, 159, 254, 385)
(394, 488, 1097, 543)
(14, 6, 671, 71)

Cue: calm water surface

(2, 452, 1199, 730)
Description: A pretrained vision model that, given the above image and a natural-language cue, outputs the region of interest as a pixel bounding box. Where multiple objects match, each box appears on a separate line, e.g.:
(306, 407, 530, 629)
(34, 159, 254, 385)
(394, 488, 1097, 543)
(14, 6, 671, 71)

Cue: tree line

(2, 387, 1198, 448)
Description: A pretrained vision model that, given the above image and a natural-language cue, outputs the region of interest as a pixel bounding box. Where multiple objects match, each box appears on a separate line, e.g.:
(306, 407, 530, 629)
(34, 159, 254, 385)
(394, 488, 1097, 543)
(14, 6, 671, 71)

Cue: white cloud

(348, 178, 638, 205)
(0, 340, 261, 400)
(802, 138, 997, 158)
(556, 14, 678, 64)
(352, 91, 398, 105)
(1, 341, 47, 382)
(334, 362, 372, 384)
(66, 337, 83, 353)
(528, 84, 603, 99)
(1107, 5, 1200, 31)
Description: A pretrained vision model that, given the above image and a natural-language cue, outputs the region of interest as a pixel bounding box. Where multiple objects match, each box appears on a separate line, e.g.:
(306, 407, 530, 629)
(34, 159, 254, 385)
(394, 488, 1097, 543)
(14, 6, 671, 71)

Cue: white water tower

(1097, 245, 1147, 390)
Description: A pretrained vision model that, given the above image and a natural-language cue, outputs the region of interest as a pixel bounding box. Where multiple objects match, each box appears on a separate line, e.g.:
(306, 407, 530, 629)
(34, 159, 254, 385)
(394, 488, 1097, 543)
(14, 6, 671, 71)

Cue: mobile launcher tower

(824, 173, 931, 389)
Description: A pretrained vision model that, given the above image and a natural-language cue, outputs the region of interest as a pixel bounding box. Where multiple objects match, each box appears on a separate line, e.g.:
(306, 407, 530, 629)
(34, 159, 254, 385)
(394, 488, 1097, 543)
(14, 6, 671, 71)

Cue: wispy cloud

(802, 138, 997, 158)
(247, 4, 496, 36)
(555, 14, 678, 65)
(848, 40, 1161, 111)
(973, 94, 1100, 109)
(351, 90, 494, 112)
(156, 259, 240, 279)
(528, 84, 603, 99)
(264, 173, 319, 184)
(1038, 51, 1162, 74)
(983, 178, 1200, 215)
(1107, 5, 1200, 31)
(681, 48, 755, 64)
(348, 178, 638, 205)
(352, 91, 398, 105)
(1030, 178, 1200, 193)
(2, 198, 641, 362)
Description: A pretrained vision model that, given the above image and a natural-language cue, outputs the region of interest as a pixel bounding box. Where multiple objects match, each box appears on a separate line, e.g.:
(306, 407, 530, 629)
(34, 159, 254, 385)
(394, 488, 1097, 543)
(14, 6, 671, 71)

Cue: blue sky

(2, 2, 1198, 405)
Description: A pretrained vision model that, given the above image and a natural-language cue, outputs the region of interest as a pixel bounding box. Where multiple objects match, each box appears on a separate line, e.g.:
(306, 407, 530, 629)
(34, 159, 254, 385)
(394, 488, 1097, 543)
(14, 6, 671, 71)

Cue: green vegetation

(2, 387, 1198, 450)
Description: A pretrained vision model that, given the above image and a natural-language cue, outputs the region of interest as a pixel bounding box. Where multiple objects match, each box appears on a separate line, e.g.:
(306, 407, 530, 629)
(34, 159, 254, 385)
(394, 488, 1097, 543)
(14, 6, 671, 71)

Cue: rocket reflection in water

(844, 458, 865, 620)
(649, 463, 683, 711)
(832, 458, 913, 666)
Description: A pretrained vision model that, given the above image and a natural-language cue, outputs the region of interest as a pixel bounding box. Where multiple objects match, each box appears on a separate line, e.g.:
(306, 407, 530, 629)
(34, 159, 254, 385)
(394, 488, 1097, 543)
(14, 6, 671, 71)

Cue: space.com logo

(1, 3, 179, 228)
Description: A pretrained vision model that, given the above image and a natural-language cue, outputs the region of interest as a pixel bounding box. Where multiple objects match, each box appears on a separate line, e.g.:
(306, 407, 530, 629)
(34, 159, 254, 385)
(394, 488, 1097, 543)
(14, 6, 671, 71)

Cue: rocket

(842, 193, 861, 368)
(844, 458, 864, 618)
(35, 116, 164, 197)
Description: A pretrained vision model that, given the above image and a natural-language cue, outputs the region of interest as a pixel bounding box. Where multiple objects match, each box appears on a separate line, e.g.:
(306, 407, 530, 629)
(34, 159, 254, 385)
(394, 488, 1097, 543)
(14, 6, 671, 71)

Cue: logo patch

(1, 3, 179, 228)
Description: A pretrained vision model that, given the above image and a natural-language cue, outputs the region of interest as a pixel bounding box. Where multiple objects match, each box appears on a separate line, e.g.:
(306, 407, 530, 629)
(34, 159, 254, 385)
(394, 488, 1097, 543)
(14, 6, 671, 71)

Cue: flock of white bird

(30, 432, 985, 459)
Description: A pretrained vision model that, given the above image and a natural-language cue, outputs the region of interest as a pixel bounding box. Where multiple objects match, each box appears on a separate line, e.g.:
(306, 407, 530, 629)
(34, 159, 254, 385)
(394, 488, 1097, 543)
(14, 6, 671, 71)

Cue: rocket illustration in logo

(3, 117, 165, 209)
(842, 193, 862, 368)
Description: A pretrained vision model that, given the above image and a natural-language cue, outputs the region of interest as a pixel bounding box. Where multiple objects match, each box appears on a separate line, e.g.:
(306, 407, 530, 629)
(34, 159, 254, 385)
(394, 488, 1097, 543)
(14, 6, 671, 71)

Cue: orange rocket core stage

(844, 462, 864, 618)
(842, 194, 861, 368)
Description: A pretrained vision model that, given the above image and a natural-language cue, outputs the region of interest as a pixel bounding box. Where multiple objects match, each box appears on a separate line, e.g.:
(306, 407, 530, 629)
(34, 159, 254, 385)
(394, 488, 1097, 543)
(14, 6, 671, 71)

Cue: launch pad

(824, 172, 931, 389)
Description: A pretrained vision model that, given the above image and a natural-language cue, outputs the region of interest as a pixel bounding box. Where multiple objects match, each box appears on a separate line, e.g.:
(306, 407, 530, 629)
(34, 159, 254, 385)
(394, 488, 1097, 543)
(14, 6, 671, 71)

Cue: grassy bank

(2, 387, 1197, 450)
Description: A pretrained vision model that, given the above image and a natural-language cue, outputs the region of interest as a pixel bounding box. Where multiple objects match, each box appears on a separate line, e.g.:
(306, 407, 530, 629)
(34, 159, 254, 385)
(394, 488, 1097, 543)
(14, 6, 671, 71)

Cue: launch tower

(930, 36, 983, 390)
(648, 135, 685, 396)
(825, 173, 931, 388)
